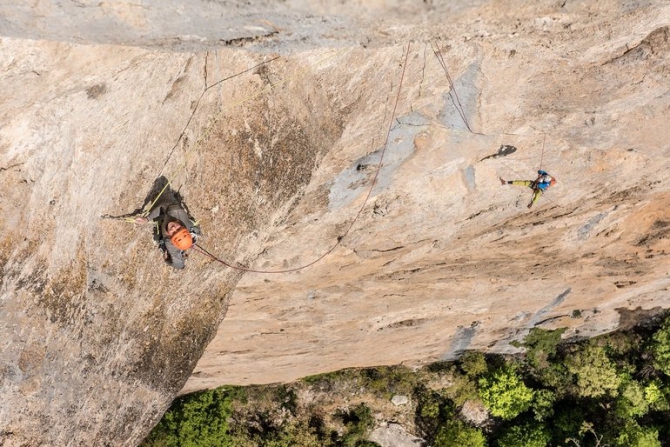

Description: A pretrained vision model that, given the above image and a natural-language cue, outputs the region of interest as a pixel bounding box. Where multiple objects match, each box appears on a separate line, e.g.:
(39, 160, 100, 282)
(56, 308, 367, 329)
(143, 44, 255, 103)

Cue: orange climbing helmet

(171, 227, 193, 251)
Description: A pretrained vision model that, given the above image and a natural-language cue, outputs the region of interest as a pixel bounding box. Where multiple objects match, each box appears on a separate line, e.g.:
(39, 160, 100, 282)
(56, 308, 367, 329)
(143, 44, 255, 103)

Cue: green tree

(651, 316, 670, 376)
(643, 381, 669, 411)
(415, 388, 452, 438)
(460, 351, 488, 378)
(533, 362, 572, 395)
(531, 389, 555, 421)
(614, 421, 661, 447)
(552, 405, 587, 445)
(616, 380, 649, 418)
(254, 421, 326, 447)
(445, 372, 480, 408)
(478, 367, 534, 420)
(335, 403, 377, 447)
(360, 366, 416, 399)
(496, 422, 551, 447)
(565, 422, 604, 447)
(565, 345, 621, 398)
(433, 420, 486, 447)
(519, 328, 567, 369)
(143, 387, 239, 447)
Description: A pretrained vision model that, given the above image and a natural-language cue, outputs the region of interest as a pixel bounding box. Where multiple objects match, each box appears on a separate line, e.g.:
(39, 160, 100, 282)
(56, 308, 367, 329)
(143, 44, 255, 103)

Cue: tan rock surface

(0, 0, 669, 445)
(185, 4, 670, 390)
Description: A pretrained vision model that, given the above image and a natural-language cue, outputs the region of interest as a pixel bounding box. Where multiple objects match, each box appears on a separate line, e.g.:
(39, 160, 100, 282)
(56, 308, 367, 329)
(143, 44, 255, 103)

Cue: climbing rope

(538, 133, 546, 171)
(431, 40, 476, 134)
(493, 147, 527, 181)
(193, 42, 412, 273)
(494, 133, 548, 180)
(429, 41, 559, 208)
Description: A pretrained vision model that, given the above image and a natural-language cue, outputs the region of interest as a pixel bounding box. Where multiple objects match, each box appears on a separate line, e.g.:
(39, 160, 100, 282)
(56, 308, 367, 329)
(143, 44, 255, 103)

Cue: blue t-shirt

(535, 171, 554, 190)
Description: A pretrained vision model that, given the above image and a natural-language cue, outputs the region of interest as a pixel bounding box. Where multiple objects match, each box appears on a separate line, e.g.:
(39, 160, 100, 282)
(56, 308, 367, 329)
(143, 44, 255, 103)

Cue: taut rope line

(538, 132, 547, 171)
(430, 40, 475, 134)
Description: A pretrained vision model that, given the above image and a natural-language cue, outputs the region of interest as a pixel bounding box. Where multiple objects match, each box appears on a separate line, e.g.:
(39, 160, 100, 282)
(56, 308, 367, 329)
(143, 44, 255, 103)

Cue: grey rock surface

(1, 0, 669, 445)
(0, 0, 486, 52)
(391, 395, 410, 406)
(370, 423, 425, 447)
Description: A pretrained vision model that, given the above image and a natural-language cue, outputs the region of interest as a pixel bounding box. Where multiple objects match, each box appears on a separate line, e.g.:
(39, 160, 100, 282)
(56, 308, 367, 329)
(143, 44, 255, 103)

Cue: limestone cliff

(1, 1, 669, 445)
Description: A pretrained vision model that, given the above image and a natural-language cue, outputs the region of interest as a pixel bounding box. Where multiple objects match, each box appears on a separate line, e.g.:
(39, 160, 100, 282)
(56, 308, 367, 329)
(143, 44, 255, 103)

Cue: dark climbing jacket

(146, 200, 201, 269)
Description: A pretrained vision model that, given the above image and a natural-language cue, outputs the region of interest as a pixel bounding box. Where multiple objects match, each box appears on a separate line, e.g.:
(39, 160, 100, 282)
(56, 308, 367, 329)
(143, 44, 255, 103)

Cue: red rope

(193, 42, 412, 274)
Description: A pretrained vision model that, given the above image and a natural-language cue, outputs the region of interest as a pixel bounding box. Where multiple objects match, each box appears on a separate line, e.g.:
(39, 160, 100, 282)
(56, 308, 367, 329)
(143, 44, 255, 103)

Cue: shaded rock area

(0, 0, 669, 445)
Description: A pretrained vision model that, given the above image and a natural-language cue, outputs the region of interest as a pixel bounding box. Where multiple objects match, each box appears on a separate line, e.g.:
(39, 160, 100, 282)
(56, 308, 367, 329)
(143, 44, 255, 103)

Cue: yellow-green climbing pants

(510, 180, 542, 207)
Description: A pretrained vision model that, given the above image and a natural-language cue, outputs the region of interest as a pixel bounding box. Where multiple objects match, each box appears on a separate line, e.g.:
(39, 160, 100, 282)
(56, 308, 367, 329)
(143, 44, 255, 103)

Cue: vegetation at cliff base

(141, 312, 670, 446)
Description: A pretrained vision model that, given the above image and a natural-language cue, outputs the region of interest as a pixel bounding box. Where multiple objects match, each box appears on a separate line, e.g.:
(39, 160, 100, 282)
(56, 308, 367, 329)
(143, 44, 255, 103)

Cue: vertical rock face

(0, 39, 345, 446)
(1, 1, 670, 445)
(186, 3, 670, 389)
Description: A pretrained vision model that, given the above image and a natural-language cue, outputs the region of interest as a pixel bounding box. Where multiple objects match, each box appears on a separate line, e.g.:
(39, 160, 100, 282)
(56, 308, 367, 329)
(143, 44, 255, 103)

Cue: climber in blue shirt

(500, 170, 557, 209)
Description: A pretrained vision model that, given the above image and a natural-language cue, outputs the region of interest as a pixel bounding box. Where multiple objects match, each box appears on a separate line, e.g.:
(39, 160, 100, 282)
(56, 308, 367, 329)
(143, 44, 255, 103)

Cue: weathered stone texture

(1, 1, 669, 445)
